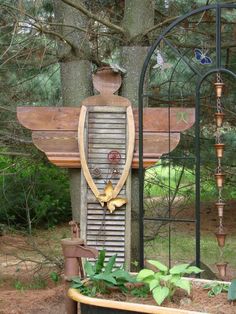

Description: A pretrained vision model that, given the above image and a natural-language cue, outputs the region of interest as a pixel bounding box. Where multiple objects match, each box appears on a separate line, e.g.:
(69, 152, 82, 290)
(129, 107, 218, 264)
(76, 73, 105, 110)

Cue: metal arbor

(138, 3, 236, 271)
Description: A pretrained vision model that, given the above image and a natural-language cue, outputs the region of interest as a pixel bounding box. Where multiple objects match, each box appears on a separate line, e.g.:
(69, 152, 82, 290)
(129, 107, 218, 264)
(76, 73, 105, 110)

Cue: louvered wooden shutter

(80, 106, 131, 268)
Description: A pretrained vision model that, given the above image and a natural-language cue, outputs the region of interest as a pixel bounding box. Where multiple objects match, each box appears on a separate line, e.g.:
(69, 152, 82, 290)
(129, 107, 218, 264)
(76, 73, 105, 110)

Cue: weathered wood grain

(31, 130, 179, 168)
(17, 107, 194, 132)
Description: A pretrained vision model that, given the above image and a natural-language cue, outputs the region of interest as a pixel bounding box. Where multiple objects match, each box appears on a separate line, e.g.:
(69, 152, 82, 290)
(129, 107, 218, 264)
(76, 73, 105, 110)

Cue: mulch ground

(0, 201, 236, 313)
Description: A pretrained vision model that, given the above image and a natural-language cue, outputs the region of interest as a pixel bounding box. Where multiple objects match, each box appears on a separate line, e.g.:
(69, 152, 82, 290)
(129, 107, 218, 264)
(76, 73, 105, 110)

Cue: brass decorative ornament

(214, 143, 225, 158)
(215, 230, 227, 248)
(214, 171, 225, 188)
(97, 181, 128, 213)
(214, 112, 225, 128)
(216, 262, 228, 279)
(213, 73, 228, 278)
(215, 201, 225, 217)
(214, 82, 224, 98)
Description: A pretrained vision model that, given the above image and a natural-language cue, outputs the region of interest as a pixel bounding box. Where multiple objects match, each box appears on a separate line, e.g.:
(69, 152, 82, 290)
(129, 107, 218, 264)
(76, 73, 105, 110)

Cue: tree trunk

(121, 46, 148, 270)
(123, 0, 154, 38)
(121, 0, 155, 270)
(53, 1, 92, 222)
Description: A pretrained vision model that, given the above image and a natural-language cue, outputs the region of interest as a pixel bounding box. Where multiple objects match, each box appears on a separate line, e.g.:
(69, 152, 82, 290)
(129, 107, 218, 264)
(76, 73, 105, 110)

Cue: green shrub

(137, 260, 203, 305)
(0, 156, 70, 229)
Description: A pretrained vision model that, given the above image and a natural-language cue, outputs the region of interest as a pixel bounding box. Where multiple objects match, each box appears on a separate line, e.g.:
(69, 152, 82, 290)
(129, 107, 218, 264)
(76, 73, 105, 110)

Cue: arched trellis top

(138, 2, 236, 268)
(139, 2, 236, 89)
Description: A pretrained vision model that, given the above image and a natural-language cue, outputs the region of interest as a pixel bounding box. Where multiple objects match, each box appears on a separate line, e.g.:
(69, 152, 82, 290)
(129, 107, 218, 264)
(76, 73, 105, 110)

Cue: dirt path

(0, 285, 65, 314)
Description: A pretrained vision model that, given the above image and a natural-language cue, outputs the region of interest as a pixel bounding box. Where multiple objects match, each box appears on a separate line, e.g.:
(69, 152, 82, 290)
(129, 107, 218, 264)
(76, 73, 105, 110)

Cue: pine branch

(142, 15, 179, 37)
(61, 0, 125, 35)
(34, 24, 75, 49)
(1, 3, 75, 49)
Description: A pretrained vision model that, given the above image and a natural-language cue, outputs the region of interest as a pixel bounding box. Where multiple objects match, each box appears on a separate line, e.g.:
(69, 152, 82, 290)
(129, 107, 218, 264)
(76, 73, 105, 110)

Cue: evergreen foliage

(0, 0, 236, 229)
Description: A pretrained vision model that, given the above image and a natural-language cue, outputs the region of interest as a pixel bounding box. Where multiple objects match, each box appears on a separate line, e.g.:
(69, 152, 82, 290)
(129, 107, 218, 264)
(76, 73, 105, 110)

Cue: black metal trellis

(138, 3, 236, 270)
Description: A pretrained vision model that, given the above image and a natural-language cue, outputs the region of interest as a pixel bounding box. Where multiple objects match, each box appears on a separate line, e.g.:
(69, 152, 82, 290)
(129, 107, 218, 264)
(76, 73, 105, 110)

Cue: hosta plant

(137, 260, 203, 305)
(204, 282, 229, 297)
(72, 250, 135, 296)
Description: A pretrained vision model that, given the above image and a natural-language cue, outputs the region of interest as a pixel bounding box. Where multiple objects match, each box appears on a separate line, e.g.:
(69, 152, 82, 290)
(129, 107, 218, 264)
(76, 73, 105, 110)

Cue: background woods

(1, 0, 236, 271)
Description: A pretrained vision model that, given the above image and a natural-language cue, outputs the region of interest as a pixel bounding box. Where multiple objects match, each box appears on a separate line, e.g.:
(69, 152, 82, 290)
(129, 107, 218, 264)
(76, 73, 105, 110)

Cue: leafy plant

(130, 285, 149, 298)
(50, 271, 60, 284)
(14, 280, 24, 291)
(228, 279, 236, 302)
(72, 250, 135, 295)
(137, 260, 203, 305)
(204, 282, 229, 297)
(71, 278, 97, 297)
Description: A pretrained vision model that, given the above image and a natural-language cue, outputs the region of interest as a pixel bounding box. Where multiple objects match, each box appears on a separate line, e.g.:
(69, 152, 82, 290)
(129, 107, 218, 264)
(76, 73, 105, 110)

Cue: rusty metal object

(107, 150, 121, 164)
(216, 262, 228, 279)
(61, 221, 98, 280)
(69, 220, 80, 239)
(62, 221, 98, 314)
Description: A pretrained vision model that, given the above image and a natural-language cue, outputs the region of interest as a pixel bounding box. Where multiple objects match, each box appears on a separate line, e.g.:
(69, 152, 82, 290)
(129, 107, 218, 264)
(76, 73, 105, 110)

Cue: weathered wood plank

(91, 178, 125, 186)
(88, 159, 125, 166)
(87, 220, 125, 225)
(88, 129, 126, 135)
(87, 230, 125, 236)
(17, 107, 194, 132)
(87, 203, 126, 209)
(88, 138, 127, 144)
(88, 133, 126, 139)
(87, 241, 125, 246)
(88, 106, 126, 113)
(87, 225, 125, 231)
(89, 143, 126, 149)
(32, 131, 179, 155)
(88, 122, 126, 128)
(87, 210, 125, 216)
(87, 187, 126, 195)
(88, 148, 126, 154)
(88, 116, 126, 125)
(87, 215, 125, 220)
(86, 246, 125, 252)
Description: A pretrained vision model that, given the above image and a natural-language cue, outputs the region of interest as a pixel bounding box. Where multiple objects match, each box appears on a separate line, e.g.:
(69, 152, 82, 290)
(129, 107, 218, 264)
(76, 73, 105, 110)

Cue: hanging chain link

(216, 97, 223, 113)
(215, 73, 225, 231)
(216, 72, 222, 83)
(218, 187, 223, 202)
(215, 128, 222, 144)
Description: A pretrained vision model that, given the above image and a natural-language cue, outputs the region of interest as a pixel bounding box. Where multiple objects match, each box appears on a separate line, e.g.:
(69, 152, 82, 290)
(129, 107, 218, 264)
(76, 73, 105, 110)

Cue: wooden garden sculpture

(17, 66, 195, 268)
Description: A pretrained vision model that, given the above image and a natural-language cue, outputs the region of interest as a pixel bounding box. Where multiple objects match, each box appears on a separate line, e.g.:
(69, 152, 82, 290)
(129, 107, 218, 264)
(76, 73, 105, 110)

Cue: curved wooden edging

(78, 105, 135, 199)
(78, 105, 100, 198)
(113, 105, 135, 198)
(68, 288, 205, 314)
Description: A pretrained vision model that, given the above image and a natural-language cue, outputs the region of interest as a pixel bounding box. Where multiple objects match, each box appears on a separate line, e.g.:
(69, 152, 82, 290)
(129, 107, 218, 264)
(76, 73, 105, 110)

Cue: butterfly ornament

(153, 50, 172, 71)
(194, 48, 212, 65)
(97, 181, 127, 213)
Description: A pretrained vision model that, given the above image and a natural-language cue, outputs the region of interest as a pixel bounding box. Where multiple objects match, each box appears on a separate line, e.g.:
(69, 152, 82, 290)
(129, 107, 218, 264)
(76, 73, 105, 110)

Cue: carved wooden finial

(69, 220, 80, 239)
(93, 66, 122, 95)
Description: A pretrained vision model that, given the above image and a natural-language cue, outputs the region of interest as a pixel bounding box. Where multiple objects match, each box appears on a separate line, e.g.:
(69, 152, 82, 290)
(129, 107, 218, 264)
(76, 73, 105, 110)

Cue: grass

(13, 276, 47, 291)
(144, 163, 236, 273)
(145, 232, 236, 270)
(145, 164, 195, 199)
(145, 163, 236, 203)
